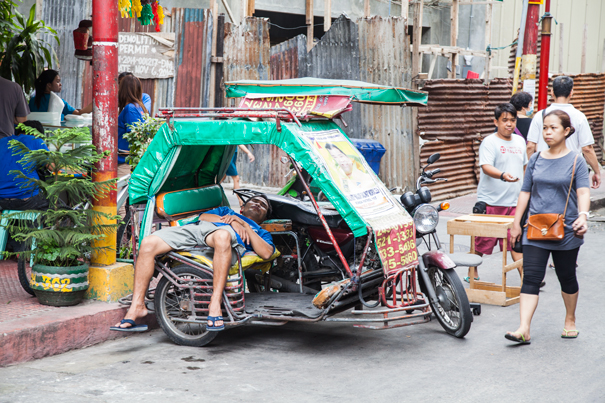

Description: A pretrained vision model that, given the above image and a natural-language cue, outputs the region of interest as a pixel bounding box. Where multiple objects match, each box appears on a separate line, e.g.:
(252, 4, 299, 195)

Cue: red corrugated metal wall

(417, 78, 513, 200)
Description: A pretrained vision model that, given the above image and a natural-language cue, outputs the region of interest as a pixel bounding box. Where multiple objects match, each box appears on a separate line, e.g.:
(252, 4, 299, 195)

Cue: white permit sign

(118, 32, 175, 79)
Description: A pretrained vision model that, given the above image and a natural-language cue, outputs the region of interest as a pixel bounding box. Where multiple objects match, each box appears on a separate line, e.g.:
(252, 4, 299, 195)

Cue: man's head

(240, 195, 271, 224)
(551, 76, 574, 100)
(493, 103, 517, 138)
(15, 120, 44, 136)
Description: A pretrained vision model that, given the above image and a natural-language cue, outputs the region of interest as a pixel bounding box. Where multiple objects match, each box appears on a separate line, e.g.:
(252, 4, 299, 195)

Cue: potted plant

(5, 125, 119, 306)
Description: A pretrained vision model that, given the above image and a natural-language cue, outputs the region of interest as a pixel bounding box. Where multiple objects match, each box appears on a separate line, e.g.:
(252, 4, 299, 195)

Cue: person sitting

(0, 120, 49, 212)
(118, 72, 151, 112)
(111, 195, 274, 332)
(29, 70, 92, 120)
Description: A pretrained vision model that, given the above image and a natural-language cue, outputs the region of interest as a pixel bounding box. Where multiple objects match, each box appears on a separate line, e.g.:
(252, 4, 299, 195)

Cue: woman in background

(509, 91, 534, 141)
(29, 70, 92, 120)
(117, 74, 149, 173)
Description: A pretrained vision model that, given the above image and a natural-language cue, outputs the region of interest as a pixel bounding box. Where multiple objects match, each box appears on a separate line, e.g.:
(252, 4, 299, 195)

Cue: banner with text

(239, 95, 352, 118)
(298, 129, 418, 273)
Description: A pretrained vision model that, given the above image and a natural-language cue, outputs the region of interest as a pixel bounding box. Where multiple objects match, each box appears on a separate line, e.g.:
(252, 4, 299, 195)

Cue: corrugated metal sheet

(417, 78, 513, 200)
(358, 16, 415, 191)
(224, 17, 275, 187)
(270, 35, 306, 80)
(41, 0, 91, 108)
(173, 8, 212, 108)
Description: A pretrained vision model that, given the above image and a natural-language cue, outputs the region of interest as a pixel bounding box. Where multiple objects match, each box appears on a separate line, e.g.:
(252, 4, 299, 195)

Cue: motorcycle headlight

(413, 204, 439, 234)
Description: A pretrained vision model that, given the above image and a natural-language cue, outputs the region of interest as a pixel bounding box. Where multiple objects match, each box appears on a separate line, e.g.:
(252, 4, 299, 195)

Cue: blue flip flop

(110, 319, 148, 332)
(206, 315, 225, 332)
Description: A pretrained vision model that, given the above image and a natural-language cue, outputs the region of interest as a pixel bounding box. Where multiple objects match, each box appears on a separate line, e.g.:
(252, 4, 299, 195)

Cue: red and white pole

(91, 0, 118, 266)
(538, 0, 552, 110)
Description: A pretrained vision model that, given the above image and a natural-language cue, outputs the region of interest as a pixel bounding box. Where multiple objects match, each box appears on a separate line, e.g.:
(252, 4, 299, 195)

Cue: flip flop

(505, 331, 531, 345)
(463, 276, 480, 283)
(206, 315, 225, 332)
(110, 319, 148, 332)
(561, 328, 579, 339)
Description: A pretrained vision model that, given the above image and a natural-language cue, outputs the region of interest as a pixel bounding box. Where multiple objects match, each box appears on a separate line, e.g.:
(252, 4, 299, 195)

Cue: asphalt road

(1, 209, 604, 402)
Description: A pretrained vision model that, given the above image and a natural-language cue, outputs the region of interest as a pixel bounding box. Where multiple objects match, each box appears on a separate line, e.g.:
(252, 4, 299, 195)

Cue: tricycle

(126, 78, 472, 346)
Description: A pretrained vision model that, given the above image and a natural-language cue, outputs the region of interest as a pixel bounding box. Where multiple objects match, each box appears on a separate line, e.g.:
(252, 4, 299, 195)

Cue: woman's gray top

(521, 152, 589, 250)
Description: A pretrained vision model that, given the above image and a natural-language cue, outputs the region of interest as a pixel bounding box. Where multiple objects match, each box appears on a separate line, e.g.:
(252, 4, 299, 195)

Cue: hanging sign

(118, 32, 175, 79)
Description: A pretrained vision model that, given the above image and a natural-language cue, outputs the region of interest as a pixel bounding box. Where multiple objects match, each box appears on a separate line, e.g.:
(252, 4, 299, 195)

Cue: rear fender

(422, 250, 456, 270)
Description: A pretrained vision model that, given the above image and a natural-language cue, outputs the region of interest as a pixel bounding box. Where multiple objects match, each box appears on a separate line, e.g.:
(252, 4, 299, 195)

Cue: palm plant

(0, 2, 59, 94)
(6, 125, 120, 267)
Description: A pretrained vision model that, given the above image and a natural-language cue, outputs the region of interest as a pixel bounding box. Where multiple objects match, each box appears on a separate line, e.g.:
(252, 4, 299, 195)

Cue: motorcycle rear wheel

(155, 265, 218, 347)
(426, 266, 471, 338)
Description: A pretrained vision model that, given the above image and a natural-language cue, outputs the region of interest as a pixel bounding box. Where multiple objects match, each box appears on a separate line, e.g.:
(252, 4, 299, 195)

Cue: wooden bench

(447, 214, 523, 306)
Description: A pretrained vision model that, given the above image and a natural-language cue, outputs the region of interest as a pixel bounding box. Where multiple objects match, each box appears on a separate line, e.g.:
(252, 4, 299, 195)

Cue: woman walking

(506, 109, 590, 344)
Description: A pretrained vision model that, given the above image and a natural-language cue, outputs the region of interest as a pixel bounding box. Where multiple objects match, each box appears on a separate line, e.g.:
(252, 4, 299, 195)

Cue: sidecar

(126, 78, 470, 346)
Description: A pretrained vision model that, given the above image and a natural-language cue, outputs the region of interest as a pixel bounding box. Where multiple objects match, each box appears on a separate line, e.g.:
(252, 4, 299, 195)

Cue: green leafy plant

(0, 2, 59, 93)
(122, 114, 165, 168)
(5, 125, 120, 267)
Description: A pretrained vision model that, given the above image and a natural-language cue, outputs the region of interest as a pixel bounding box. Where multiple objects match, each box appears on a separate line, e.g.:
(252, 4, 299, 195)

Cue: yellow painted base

(85, 262, 134, 302)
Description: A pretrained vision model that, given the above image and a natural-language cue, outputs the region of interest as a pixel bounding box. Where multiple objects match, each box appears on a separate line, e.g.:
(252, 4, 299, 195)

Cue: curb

(0, 302, 157, 367)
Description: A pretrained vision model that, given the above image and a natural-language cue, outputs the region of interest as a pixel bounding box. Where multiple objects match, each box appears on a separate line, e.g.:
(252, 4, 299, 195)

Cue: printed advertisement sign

(239, 95, 352, 118)
(298, 129, 418, 272)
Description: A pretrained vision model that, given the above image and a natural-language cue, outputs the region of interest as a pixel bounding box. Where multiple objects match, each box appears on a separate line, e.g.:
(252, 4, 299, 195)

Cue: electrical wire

(268, 22, 325, 30)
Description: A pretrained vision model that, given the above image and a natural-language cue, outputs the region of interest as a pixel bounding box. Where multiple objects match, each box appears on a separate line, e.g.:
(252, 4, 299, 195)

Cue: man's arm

(219, 215, 273, 259)
(526, 141, 537, 158)
(582, 145, 602, 189)
(14, 116, 27, 124)
(481, 164, 519, 182)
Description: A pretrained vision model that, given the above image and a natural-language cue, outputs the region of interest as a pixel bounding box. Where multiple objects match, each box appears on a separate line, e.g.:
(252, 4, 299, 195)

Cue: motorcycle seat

(266, 194, 344, 228)
(447, 253, 483, 268)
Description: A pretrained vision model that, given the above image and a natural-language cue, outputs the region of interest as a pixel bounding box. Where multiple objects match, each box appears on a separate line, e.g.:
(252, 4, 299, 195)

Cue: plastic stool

(0, 210, 39, 266)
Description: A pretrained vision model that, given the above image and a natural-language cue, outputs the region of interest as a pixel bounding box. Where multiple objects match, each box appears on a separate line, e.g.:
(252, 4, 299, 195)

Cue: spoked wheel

(155, 265, 218, 347)
(426, 266, 472, 338)
(17, 254, 35, 296)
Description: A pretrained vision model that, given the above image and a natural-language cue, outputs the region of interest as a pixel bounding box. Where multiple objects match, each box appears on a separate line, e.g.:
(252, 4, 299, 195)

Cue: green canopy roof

(225, 77, 428, 106)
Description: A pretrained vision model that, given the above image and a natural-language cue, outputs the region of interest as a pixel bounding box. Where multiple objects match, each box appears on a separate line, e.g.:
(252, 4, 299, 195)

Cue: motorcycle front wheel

(426, 266, 472, 338)
(155, 265, 218, 347)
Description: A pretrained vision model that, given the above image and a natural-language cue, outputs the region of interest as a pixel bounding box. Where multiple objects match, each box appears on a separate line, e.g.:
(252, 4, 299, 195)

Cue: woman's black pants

(521, 245, 580, 295)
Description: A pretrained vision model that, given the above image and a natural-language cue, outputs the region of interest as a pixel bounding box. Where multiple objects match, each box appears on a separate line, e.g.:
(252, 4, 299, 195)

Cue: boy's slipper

(463, 276, 480, 283)
(561, 328, 579, 338)
(110, 319, 148, 332)
(505, 331, 531, 344)
(206, 315, 225, 332)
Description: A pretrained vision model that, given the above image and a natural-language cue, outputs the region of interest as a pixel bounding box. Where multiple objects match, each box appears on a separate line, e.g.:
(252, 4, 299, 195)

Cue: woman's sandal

(463, 276, 480, 283)
(505, 331, 531, 344)
(206, 315, 225, 332)
(561, 328, 579, 339)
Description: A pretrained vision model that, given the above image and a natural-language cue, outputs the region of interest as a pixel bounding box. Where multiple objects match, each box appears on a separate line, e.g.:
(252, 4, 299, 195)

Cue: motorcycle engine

(348, 235, 382, 273)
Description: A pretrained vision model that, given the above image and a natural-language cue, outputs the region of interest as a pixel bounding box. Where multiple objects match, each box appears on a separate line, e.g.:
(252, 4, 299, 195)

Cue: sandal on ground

(561, 328, 579, 339)
(206, 315, 225, 332)
(504, 331, 531, 344)
(109, 319, 148, 332)
(463, 276, 480, 283)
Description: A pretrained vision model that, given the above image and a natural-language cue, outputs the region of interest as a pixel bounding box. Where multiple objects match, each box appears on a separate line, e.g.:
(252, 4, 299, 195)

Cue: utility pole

(520, 1, 540, 102)
(91, 0, 118, 266)
(537, 0, 552, 110)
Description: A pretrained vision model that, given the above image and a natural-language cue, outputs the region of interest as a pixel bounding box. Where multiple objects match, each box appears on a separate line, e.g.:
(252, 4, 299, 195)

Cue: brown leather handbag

(525, 154, 578, 241)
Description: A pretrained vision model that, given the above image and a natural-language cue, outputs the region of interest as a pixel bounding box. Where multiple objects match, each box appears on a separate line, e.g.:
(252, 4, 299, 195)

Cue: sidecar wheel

(426, 266, 472, 338)
(155, 265, 218, 347)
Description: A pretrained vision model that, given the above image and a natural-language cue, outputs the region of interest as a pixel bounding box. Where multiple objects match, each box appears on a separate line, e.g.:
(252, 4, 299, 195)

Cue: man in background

(0, 77, 29, 138)
(526, 76, 601, 189)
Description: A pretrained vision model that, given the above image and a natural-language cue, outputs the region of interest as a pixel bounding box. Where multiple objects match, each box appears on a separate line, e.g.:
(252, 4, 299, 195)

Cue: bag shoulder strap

(562, 154, 579, 218)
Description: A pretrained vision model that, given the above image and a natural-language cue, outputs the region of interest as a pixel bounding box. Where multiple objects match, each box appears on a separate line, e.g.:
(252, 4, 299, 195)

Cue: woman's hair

(543, 109, 576, 138)
(118, 75, 148, 114)
(509, 91, 533, 112)
(34, 69, 59, 109)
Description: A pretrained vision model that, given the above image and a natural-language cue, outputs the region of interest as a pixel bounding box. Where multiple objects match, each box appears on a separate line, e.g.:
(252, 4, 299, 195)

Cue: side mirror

(427, 153, 440, 165)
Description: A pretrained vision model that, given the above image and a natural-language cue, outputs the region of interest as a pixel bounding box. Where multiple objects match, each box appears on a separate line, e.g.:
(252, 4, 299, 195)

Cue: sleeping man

(111, 195, 274, 332)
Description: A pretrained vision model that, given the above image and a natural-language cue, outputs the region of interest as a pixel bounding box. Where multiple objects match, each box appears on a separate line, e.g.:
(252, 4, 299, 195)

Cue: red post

(538, 0, 552, 110)
(91, 0, 118, 266)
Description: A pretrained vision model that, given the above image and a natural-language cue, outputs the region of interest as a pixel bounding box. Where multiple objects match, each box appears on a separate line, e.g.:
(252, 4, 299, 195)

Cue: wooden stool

(447, 214, 523, 306)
